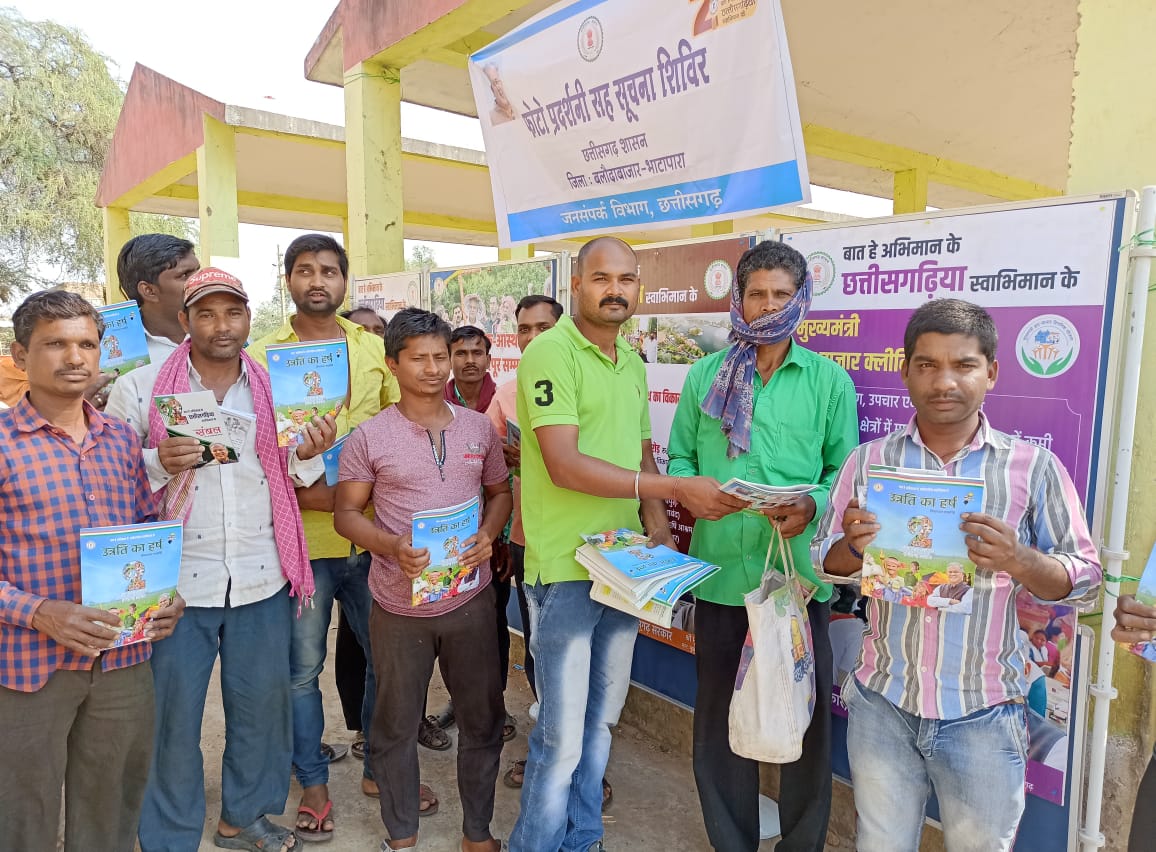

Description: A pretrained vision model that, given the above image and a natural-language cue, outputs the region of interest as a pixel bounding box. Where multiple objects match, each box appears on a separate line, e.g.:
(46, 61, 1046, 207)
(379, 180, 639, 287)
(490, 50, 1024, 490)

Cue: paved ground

(191, 622, 725, 851)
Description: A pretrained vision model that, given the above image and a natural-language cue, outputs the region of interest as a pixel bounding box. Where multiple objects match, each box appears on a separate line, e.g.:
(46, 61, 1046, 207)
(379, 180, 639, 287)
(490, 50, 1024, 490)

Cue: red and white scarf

(147, 341, 314, 610)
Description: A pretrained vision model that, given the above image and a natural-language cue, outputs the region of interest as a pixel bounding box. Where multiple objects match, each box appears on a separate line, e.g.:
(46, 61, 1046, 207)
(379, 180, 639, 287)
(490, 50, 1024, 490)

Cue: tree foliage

(406, 244, 437, 272)
(247, 294, 289, 345)
(0, 8, 194, 302)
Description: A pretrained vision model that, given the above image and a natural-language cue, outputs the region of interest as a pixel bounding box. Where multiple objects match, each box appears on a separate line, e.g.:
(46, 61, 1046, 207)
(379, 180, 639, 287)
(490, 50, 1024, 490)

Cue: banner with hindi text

(468, 0, 809, 246)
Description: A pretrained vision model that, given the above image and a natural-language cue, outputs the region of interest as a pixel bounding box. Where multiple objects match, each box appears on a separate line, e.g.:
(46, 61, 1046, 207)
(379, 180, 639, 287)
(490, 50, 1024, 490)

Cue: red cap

(184, 267, 249, 307)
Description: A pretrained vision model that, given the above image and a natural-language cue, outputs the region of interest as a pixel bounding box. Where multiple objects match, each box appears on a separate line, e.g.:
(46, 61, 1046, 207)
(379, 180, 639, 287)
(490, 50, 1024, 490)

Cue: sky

(14, 0, 892, 308)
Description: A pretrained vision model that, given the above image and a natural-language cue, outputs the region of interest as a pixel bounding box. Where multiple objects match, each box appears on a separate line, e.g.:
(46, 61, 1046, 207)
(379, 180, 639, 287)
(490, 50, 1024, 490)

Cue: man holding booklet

(813, 298, 1101, 852)
(335, 308, 512, 852)
(107, 267, 336, 852)
(668, 239, 858, 852)
(0, 290, 184, 851)
(249, 234, 404, 837)
(509, 236, 746, 852)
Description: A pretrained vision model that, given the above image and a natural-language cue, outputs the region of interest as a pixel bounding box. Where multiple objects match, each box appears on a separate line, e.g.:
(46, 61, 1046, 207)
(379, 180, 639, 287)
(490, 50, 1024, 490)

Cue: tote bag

(727, 526, 817, 763)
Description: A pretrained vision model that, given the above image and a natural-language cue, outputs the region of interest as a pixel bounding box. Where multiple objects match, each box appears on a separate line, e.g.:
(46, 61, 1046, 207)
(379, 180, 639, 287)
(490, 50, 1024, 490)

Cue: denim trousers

(291, 551, 376, 786)
(509, 579, 639, 852)
(0, 661, 154, 852)
(139, 587, 292, 852)
(844, 676, 1028, 852)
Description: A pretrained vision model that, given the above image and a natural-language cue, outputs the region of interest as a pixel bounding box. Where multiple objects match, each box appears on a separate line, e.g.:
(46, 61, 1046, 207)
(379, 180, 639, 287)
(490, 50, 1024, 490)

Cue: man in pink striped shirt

(812, 299, 1101, 852)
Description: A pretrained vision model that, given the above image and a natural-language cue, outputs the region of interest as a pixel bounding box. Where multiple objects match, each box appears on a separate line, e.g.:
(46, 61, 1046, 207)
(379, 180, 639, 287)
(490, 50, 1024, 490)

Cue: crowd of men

(5, 228, 1149, 852)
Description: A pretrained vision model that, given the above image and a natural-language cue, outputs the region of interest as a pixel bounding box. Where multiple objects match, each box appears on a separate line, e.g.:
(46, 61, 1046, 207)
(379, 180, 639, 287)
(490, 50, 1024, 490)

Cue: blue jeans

(509, 580, 638, 852)
(291, 551, 375, 786)
(845, 676, 1028, 852)
(139, 587, 292, 852)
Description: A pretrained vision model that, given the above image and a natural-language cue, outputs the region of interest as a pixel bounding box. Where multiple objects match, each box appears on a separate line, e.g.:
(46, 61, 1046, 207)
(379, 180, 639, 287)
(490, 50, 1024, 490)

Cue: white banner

(349, 271, 424, 320)
(469, 0, 809, 246)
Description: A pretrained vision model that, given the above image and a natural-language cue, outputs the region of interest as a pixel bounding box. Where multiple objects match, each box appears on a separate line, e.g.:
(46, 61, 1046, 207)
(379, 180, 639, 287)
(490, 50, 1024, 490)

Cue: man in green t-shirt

(668, 240, 858, 852)
(509, 237, 746, 852)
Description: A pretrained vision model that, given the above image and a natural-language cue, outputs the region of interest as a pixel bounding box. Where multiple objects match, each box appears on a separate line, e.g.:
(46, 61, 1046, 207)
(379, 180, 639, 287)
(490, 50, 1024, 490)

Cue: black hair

(574, 236, 636, 276)
(341, 306, 383, 322)
(117, 234, 196, 304)
(13, 290, 104, 347)
(284, 234, 349, 281)
(385, 308, 451, 360)
(515, 294, 563, 320)
(734, 240, 805, 300)
(903, 299, 998, 364)
(450, 325, 492, 353)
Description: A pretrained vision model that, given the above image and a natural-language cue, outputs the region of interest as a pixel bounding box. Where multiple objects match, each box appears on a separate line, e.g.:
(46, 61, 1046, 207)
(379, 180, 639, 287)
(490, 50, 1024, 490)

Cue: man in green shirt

(509, 237, 746, 852)
(668, 240, 858, 852)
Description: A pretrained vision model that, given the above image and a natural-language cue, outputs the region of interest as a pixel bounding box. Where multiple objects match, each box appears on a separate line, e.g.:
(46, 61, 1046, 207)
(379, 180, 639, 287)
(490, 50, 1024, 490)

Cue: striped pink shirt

(811, 413, 1100, 720)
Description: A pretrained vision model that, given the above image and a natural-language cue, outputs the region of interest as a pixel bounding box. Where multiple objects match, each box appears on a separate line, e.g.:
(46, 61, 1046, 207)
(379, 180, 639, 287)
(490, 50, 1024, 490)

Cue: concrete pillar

(195, 115, 240, 261)
(499, 244, 535, 261)
(892, 168, 928, 215)
(345, 61, 405, 277)
(102, 206, 132, 303)
(1067, 1, 1156, 845)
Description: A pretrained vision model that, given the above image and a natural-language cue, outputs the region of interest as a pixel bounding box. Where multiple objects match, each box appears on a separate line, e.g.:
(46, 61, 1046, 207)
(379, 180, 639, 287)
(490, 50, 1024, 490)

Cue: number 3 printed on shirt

(534, 379, 554, 406)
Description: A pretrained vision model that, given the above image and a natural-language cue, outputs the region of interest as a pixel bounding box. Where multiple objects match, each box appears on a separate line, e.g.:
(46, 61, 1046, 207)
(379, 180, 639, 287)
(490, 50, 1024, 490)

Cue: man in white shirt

(107, 268, 335, 852)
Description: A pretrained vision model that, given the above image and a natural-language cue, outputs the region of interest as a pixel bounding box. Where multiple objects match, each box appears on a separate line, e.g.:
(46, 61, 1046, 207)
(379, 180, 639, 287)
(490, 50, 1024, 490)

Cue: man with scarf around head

(667, 240, 858, 852)
(106, 267, 336, 852)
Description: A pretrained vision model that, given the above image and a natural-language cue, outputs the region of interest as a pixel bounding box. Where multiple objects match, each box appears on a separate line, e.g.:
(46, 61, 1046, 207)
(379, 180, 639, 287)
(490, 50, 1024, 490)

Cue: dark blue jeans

(291, 551, 375, 786)
(139, 587, 292, 851)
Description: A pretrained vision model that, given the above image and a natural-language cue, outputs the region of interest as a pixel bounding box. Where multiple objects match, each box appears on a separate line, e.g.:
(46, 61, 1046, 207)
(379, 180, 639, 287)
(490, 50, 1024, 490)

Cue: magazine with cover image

(411, 497, 482, 606)
(861, 467, 985, 614)
(266, 339, 349, 447)
(719, 479, 817, 510)
(80, 521, 183, 648)
(153, 391, 239, 466)
(1129, 543, 1156, 663)
(96, 301, 151, 376)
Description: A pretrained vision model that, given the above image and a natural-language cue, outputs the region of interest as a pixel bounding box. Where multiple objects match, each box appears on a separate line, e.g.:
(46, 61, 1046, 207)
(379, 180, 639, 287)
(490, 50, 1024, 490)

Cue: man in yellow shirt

(249, 235, 400, 841)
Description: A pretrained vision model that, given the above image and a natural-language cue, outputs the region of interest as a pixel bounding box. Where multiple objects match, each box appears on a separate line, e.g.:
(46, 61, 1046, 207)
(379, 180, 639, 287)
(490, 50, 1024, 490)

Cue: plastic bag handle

(761, 524, 816, 605)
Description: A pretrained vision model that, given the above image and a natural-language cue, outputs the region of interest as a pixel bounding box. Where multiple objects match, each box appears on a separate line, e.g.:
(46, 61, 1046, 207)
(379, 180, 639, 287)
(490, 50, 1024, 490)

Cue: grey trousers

(0, 660, 155, 852)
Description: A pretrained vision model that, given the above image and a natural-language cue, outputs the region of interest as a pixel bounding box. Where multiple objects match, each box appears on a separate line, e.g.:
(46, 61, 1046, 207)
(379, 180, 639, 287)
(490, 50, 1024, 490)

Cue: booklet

(153, 390, 239, 466)
(266, 339, 349, 447)
(576, 528, 720, 606)
(719, 478, 818, 510)
(322, 434, 348, 487)
(506, 418, 521, 477)
(411, 496, 482, 606)
(861, 466, 985, 614)
(1129, 544, 1156, 662)
(96, 301, 151, 376)
(79, 521, 183, 648)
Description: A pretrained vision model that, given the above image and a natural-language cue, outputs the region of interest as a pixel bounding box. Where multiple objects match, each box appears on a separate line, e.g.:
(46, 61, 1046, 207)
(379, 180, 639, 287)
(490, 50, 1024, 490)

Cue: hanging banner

(469, 0, 809, 246)
(781, 194, 1130, 812)
(349, 271, 424, 320)
(429, 257, 559, 386)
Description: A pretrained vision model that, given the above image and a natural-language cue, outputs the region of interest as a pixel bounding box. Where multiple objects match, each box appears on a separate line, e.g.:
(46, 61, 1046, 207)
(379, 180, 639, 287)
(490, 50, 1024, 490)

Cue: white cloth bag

(727, 526, 817, 763)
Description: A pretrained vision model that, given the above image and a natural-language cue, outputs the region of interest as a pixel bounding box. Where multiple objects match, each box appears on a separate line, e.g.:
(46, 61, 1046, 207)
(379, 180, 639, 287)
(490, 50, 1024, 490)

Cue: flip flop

(214, 815, 298, 851)
(501, 713, 517, 742)
(295, 800, 334, 843)
(419, 783, 440, 817)
(502, 759, 526, 789)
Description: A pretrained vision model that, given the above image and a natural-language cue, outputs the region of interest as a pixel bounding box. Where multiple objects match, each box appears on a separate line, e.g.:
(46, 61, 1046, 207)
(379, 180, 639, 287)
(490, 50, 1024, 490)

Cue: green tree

(247, 295, 288, 344)
(406, 244, 437, 272)
(0, 8, 194, 301)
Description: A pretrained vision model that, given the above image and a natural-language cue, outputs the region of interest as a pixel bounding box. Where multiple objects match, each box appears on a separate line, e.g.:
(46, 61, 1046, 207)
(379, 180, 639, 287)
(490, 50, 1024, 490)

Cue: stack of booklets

(577, 528, 720, 628)
(861, 466, 985, 615)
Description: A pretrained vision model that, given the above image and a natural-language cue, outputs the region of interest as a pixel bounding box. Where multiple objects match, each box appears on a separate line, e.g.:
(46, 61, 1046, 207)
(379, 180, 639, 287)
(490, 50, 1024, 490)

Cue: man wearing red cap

(107, 267, 337, 852)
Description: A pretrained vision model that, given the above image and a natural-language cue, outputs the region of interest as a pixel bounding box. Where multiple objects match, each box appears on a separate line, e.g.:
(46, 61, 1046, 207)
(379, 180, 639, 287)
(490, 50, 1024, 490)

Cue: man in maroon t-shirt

(336, 308, 512, 852)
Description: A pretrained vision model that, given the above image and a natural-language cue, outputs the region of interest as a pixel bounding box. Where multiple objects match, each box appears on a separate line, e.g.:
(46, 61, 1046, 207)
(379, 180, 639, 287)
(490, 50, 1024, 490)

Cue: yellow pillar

(345, 61, 405, 277)
(498, 244, 535, 261)
(102, 206, 132, 304)
(195, 115, 240, 261)
(341, 217, 350, 250)
(690, 221, 734, 237)
(1067, 2, 1156, 844)
(892, 168, 928, 215)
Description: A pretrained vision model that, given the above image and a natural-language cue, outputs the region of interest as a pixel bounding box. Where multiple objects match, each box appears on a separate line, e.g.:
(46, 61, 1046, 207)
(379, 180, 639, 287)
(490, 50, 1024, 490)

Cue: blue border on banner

(506, 161, 803, 242)
(472, 0, 610, 63)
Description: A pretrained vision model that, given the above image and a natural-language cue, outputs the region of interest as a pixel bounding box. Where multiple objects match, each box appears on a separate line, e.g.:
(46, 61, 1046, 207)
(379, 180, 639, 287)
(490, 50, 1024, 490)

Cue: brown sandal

(502, 759, 526, 788)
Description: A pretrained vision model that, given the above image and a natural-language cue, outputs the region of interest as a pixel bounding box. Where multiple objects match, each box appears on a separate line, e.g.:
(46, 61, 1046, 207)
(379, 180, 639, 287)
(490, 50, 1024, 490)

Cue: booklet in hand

(411, 497, 482, 606)
(154, 391, 239, 466)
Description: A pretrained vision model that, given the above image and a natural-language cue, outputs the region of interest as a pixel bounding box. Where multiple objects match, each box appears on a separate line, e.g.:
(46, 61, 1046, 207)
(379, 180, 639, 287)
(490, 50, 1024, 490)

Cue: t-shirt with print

(340, 402, 509, 617)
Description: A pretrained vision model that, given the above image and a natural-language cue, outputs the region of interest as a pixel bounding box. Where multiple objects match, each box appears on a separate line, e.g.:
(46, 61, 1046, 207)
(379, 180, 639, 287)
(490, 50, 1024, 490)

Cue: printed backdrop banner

(429, 257, 559, 386)
(350, 271, 424, 320)
(469, 0, 809, 246)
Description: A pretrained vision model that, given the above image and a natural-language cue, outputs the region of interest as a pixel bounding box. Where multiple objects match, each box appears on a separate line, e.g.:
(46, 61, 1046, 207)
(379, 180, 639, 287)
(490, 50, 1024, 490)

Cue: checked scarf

(701, 271, 813, 458)
(147, 341, 314, 610)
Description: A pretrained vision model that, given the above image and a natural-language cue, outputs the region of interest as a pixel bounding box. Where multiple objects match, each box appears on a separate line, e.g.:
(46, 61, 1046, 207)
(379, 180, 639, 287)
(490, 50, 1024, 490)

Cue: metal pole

(1080, 185, 1156, 851)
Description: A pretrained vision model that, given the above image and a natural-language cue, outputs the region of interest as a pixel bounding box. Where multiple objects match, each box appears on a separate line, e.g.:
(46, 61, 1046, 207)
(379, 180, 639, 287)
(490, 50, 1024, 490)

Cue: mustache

(599, 296, 629, 308)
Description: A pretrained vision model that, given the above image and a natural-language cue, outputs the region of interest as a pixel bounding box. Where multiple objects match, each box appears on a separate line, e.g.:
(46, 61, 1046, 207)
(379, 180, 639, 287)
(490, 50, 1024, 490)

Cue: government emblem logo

(1016, 315, 1080, 379)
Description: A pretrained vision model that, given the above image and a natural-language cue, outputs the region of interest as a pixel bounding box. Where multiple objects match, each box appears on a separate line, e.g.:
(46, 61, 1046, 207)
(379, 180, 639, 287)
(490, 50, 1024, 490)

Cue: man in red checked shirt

(0, 290, 184, 852)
